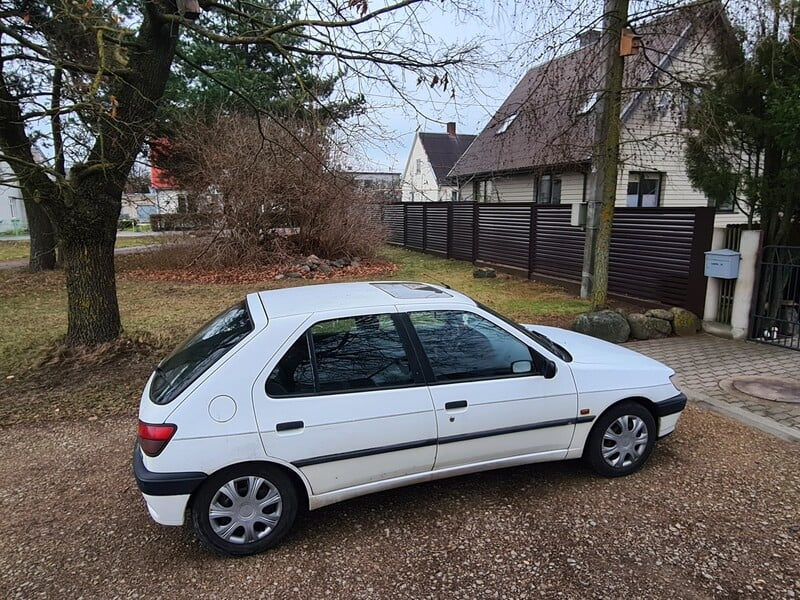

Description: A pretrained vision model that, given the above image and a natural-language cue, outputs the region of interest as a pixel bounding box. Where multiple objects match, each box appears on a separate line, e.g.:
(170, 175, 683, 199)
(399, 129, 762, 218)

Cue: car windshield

(476, 302, 572, 362)
(149, 301, 254, 405)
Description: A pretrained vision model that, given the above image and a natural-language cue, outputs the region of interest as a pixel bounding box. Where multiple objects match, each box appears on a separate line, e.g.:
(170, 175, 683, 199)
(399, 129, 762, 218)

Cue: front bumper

(655, 392, 687, 438)
(655, 392, 687, 418)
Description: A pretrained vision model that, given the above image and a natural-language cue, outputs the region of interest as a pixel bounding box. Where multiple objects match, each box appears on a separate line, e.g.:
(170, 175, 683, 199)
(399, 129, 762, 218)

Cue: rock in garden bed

(574, 306, 702, 343)
(573, 310, 631, 343)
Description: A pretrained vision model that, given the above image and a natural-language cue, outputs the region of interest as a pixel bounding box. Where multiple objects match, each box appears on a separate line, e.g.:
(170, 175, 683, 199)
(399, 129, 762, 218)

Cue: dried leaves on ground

(121, 260, 397, 285)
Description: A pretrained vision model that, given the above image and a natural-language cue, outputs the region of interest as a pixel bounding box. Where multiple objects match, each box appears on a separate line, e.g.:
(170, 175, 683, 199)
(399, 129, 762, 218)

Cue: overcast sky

(336, 0, 752, 174)
(338, 0, 604, 174)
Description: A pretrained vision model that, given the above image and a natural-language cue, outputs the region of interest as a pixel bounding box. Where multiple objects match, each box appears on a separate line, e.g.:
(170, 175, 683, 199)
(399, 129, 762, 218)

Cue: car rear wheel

(191, 464, 297, 556)
(585, 401, 655, 477)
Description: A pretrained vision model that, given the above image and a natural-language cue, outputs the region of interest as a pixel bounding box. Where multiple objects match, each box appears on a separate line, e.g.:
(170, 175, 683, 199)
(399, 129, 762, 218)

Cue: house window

(626, 172, 662, 207)
(707, 194, 735, 213)
(578, 91, 600, 115)
(474, 180, 492, 203)
(451, 190, 458, 202)
(536, 175, 561, 204)
(495, 114, 517, 135)
(415, 159, 422, 174)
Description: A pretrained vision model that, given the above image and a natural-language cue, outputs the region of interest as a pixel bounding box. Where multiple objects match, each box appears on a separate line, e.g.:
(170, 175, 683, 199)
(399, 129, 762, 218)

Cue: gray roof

(449, 1, 731, 179)
(418, 132, 477, 184)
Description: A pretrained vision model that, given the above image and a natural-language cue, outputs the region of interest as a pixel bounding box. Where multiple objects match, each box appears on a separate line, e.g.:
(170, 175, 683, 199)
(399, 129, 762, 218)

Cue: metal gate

(716, 224, 746, 324)
(750, 246, 800, 350)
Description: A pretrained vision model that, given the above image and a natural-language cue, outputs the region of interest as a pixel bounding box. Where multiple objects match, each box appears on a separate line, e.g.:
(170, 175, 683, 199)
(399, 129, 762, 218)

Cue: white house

(401, 123, 476, 203)
(0, 160, 26, 232)
(448, 1, 745, 228)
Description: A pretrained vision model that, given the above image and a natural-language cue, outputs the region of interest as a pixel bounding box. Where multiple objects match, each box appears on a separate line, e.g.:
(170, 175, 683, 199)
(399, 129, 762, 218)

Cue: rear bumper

(133, 442, 207, 526)
(133, 442, 207, 496)
(140, 492, 191, 526)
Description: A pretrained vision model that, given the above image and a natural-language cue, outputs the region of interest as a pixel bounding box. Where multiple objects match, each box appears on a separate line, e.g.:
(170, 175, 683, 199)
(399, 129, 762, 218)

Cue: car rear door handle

(445, 400, 468, 410)
(276, 420, 304, 432)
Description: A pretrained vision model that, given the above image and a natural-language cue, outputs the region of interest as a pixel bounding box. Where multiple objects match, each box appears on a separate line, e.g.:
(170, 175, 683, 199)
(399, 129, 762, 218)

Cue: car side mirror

(544, 359, 557, 379)
(511, 360, 532, 374)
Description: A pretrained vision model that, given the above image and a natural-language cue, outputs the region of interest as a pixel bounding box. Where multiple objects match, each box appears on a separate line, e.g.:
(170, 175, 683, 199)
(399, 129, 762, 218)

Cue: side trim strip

(291, 416, 595, 468)
(438, 417, 592, 445)
(133, 442, 207, 496)
(293, 438, 437, 468)
(655, 393, 687, 417)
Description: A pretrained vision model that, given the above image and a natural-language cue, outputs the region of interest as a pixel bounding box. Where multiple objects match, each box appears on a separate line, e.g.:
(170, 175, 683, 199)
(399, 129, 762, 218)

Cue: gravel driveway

(1, 405, 798, 599)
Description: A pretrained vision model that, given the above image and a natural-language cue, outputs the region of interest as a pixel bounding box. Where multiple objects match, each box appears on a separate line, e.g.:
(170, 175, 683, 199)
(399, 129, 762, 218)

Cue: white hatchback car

(134, 282, 685, 556)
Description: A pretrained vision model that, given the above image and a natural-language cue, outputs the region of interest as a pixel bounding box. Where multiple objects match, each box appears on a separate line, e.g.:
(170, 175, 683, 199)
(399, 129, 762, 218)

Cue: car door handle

(445, 400, 468, 410)
(276, 420, 304, 432)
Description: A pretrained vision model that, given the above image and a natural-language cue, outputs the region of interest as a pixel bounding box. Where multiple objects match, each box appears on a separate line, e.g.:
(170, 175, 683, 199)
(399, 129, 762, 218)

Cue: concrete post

(730, 230, 762, 340)
(702, 227, 726, 323)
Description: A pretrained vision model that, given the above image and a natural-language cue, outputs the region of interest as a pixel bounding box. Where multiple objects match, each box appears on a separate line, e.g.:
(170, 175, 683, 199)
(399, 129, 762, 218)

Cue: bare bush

(154, 115, 386, 268)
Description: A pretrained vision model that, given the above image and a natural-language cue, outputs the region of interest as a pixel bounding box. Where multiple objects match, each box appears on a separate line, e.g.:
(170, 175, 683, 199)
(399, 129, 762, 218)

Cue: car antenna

(426, 274, 451, 289)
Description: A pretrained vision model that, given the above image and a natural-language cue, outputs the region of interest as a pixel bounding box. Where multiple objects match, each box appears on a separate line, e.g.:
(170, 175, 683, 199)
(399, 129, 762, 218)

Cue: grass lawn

(0, 245, 598, 425)
(0, 235, 165, 262)
(0, 240, 30, 261)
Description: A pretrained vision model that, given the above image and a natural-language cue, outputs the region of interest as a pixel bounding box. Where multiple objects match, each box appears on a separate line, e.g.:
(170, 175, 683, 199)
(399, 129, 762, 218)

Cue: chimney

(446, 122, 456, 136)
(577, 29, 601, 47)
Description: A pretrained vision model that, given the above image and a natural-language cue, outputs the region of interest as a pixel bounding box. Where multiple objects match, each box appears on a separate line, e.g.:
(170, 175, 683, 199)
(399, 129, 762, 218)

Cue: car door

(403, 308, 578, 470)
(253, 311, 437, 496)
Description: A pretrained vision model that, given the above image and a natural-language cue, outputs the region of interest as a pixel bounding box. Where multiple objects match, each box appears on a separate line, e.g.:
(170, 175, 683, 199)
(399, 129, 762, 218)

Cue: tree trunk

(59, 178, 123, 346)
(590, 0, 629, 311)
(61, 234, 121, 345)
(25, 198, 57, 271)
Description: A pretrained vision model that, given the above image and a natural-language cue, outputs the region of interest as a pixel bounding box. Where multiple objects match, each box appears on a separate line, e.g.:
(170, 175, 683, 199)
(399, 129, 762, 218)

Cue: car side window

(266, 314, 415, 396)
(409, 310, 540, 382)
(266, 335, 314, 397)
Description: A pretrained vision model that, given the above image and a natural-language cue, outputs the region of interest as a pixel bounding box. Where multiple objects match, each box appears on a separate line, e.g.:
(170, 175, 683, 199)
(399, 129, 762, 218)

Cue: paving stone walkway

(627, 333, 800, 441)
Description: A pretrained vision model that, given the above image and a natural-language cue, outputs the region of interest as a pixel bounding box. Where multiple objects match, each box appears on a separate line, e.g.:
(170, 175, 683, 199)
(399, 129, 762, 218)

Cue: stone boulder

(627, 313, 672, 340)
(645, 308, 674, 322)
(573, 310, 631, 343)
(473, 267, 497, 278)
(671, 307, 702, 336)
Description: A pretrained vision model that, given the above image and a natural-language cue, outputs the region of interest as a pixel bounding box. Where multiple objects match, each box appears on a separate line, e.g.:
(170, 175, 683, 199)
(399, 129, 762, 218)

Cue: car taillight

(138, 421, 177, 457)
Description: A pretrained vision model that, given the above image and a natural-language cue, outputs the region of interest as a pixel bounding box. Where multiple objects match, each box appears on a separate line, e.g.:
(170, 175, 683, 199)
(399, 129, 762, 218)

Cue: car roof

(255, 281, 476, 319)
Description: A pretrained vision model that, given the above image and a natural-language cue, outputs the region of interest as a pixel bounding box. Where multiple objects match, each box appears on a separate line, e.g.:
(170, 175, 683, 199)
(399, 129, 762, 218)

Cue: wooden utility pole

(580, 0, 630, 309)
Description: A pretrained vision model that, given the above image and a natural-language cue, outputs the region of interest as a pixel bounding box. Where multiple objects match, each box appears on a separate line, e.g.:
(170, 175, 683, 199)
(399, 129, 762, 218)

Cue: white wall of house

(152, 189, 181, 213)
(558, 173, 585, 204)
(457, 182, 475, 202)
(616, 35, 746, 228)
(0, 161, 27, 231)
(456, 172, 586, 205)
(493, 175, 535, 202)
(401, 135, 441, 202)
(438, 185, 461, 202)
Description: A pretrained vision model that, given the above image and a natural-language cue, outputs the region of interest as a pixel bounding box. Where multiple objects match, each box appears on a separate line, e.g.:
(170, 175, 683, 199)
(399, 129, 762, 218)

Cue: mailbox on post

(704, 249, 741, 279)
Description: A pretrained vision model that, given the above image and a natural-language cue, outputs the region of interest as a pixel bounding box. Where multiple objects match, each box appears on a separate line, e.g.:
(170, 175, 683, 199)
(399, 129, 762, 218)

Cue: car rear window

(149, 301, 254, 405)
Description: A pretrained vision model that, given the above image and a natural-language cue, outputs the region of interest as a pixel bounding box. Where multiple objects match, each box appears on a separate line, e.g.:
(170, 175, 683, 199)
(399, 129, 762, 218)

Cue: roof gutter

(448, 160, 592, 183)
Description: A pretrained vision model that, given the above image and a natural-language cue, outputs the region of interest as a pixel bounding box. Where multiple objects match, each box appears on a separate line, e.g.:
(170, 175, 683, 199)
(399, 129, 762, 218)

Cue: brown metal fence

(381, 202, 715, 315)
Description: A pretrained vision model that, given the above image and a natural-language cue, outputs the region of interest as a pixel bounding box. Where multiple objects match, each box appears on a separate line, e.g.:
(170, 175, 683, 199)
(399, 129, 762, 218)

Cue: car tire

(191, 464, 297, 556)
(585, 401, 656, 477)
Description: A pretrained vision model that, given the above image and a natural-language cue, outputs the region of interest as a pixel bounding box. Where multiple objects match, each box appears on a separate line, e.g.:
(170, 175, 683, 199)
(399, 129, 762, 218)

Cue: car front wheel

(585, 401, 656, 477)
(191, 464, 297, 556)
